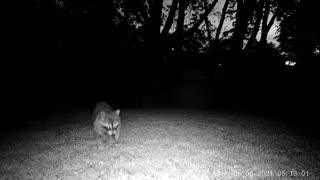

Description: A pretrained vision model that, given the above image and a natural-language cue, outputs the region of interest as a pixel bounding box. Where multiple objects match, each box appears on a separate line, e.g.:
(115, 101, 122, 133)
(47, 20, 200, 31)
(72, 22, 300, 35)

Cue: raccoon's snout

(106, 129, 117, 136)
(107, 130, 113, 136)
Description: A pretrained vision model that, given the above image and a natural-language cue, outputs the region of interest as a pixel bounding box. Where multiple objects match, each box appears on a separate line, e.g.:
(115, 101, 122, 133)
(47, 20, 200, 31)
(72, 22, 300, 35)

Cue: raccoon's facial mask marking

(103, 121, 120, 130)
(105, 123, 119, 136)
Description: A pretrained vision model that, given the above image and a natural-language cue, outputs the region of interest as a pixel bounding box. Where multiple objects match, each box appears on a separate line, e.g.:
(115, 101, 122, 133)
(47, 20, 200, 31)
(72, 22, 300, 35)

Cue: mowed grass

(0, 109, 319, 180)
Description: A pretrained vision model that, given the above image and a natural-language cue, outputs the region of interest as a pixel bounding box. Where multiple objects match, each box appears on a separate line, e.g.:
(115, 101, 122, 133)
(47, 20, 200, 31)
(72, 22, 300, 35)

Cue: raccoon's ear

(115, 109, 120, 115)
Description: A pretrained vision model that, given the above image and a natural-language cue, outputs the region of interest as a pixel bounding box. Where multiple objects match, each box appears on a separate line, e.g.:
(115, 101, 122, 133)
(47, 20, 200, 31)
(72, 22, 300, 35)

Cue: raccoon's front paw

(96, 138, 105, 145)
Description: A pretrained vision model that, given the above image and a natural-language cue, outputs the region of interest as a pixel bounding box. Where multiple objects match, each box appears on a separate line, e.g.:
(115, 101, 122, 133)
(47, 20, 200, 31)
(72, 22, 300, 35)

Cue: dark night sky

(2, 1, 319, 136)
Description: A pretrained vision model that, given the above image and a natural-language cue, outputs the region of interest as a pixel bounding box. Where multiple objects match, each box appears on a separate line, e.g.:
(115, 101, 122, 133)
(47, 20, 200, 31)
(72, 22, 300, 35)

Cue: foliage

(29, 0, 318, 66)
(277, 0, 320, 63)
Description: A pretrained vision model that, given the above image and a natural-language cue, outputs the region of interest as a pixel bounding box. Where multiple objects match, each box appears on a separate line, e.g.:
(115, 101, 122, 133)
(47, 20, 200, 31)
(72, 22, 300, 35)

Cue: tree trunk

(175, 0, 191, 51)
(161, 0, 179, 35)
(260, 0, 270, 46)
(203, 0, 214, 45)
(184, 0, 218, 38)
(146, 0, 164, 48)
(214, 0, 230, 45)
(244, 0, 264, 51)
(232, 0, 246, 52)
(232, 0, 255, 52)
(261, 12, 277, 45)
(166, 0, 218, 51)
(149, 0, 164, 34)
(260, 0, 278, 46)
(176, 0, 189, 36)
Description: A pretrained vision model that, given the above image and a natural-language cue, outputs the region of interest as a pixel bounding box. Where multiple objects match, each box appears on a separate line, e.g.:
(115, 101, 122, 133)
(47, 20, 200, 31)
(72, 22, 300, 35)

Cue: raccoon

(92, 102, 121, 143)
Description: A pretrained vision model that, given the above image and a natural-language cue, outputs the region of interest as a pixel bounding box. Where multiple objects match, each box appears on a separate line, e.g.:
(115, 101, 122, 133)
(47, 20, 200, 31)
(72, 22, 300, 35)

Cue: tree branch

(184, 0, 219, 38)
(161, 0, 179, 35)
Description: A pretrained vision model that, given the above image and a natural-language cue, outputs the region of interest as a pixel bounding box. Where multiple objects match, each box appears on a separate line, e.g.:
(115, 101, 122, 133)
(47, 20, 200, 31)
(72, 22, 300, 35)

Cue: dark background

(2, 0, 319, 137)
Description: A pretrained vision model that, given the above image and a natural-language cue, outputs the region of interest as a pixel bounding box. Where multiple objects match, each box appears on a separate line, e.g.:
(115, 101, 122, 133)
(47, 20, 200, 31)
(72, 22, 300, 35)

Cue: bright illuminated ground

(0, 109, 319, 179)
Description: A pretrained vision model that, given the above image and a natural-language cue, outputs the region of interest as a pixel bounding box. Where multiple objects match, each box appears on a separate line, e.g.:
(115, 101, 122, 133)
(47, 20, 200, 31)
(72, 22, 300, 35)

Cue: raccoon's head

(101, 110, 121, 135)
(112, 109, 121, 126)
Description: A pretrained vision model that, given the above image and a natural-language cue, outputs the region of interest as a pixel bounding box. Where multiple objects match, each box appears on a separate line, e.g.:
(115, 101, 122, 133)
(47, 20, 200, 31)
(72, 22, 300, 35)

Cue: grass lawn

(0, 109, 319, 180)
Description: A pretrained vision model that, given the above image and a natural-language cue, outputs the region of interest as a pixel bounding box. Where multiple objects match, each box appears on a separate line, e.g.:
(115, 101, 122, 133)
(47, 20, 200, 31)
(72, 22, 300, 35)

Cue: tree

(244, 0, 264, 51)
(214, 0, 231, 46)
(277, 0, 320, 65)
(161, 0, 179, 36)
(231, 0, 256, 52)
(259, 0, 279, 46)
(203, 0, 214, 46)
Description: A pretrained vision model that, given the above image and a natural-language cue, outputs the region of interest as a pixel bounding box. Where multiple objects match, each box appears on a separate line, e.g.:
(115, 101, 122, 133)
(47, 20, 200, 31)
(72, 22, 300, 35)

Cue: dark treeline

(3, 0, 319, 125)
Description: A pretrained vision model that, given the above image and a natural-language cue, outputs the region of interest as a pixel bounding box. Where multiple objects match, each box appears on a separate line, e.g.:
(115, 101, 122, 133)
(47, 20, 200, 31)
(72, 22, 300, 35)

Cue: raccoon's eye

(104, 125, 112, 130)
(114, 123, 120, 128)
